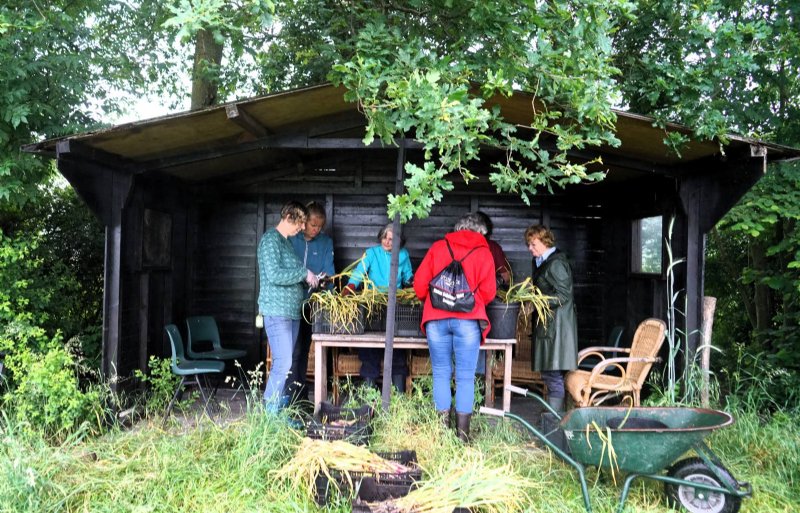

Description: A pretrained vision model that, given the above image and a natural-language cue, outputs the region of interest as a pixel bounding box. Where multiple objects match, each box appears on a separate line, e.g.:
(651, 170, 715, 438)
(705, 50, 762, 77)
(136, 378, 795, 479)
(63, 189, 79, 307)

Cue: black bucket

(486, 301, 520, 339)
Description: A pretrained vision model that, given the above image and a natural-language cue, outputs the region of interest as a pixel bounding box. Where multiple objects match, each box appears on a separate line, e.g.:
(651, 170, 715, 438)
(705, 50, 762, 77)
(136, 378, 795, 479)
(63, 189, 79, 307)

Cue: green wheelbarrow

(480, 385, 752, 513)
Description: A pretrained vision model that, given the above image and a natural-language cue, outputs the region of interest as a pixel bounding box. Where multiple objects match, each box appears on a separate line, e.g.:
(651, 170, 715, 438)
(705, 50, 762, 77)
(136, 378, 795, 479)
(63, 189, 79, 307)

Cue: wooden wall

(181, 172, 613, 372)
(107, 153, 678, 381)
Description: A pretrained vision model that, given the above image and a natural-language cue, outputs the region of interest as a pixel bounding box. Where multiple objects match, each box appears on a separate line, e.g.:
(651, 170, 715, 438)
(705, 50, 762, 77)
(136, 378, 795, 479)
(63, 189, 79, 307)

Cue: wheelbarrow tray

(560, 406, 734, 474)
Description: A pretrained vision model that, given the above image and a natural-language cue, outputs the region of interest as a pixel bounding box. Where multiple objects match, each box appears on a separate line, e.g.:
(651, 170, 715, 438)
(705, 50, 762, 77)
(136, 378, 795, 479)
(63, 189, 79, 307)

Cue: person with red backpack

(413, 212, 497, 442)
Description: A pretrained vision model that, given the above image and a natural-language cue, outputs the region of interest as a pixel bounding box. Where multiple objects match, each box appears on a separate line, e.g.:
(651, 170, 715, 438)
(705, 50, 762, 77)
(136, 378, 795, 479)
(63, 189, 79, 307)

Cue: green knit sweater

(257, 228, 307, 319)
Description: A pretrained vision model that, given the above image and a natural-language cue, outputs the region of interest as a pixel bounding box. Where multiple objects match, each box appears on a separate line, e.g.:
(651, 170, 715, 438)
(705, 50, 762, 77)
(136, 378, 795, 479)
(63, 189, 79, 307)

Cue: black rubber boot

(456, 413, 471, 443)
(540, 396, 569, 454)
(438, 409, 451, 430)
(546, 396, 565, 414)
(392, 374, 406, 393)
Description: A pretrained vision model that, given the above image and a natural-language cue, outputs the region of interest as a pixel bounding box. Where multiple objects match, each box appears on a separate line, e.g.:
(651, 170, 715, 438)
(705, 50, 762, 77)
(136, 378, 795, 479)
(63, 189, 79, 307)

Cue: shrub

(1, 328, 106, 440)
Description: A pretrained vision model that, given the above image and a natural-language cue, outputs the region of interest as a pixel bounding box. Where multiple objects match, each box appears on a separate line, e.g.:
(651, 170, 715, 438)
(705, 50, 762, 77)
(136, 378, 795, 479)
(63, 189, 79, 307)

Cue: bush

(134, 356, 181, 415)
(3, 345, 106, 440)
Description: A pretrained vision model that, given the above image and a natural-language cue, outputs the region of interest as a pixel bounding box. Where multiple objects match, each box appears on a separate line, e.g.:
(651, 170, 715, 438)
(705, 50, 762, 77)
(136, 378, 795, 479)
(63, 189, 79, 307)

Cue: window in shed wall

(631, 216, 663, 274)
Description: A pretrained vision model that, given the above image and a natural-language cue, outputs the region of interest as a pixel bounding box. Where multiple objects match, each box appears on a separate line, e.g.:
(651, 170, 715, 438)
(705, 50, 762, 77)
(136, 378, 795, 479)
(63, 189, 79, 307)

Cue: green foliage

(326, 1, 626, 220)
(134, 357, 182, 413)
(0, 184, 105, 439)
(2, 337, 105, 440)
(613, 0, 800, 146)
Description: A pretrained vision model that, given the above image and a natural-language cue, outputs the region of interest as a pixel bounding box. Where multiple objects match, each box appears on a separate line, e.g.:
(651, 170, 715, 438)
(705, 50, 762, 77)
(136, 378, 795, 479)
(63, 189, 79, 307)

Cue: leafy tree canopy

(166, 0, 632, 220)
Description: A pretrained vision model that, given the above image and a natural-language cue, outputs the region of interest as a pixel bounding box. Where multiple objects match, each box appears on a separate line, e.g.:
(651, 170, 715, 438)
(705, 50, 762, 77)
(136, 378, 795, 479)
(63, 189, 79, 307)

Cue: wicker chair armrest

(577, 346, 630, 365)
(587, 356, 661, 383)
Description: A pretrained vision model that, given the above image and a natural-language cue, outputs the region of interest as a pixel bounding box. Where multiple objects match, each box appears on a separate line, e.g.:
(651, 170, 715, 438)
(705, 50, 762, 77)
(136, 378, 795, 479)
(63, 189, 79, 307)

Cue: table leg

(484, 351, 493, 408)
(502, 344, 512, 412)
(314, 341, 323, 414)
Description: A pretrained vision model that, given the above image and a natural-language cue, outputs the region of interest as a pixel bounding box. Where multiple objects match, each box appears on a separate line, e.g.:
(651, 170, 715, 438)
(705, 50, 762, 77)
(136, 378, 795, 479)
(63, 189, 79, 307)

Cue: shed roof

(23, 83, 800, 183)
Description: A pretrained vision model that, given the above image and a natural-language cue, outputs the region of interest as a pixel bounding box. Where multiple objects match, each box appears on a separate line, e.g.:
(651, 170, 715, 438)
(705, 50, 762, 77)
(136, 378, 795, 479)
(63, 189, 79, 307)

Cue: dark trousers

(286, 307, 314, 403)
(540, 370, 565, 399)
(358, 348, 408, 379)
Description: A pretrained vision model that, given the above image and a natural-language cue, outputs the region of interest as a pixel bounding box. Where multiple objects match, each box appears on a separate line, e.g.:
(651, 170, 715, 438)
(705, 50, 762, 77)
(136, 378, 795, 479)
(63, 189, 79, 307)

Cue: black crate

(364, 305, 386, 332)
(362, 303, 422, 337)
(352, 500, 470, 513)
(312, 305, 366, 334)
(394, 302, 423, 337)
(306, 402, 374, 446)
(314, 450, 421, 506)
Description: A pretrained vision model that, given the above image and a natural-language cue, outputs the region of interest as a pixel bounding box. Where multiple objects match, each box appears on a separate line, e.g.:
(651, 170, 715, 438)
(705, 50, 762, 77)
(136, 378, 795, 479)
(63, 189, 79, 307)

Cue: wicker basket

(335, 352, 363, 375)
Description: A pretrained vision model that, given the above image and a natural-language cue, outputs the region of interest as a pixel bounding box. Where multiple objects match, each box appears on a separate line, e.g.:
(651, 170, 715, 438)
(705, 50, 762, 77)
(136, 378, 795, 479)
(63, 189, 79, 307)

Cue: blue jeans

(263, 316, 300, 407)
(426, 318, 481, 414)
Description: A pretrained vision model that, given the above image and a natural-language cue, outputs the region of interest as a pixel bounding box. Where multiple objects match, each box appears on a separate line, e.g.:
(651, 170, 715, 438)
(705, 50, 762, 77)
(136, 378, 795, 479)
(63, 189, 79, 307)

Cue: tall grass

(2, 389, 798, 512)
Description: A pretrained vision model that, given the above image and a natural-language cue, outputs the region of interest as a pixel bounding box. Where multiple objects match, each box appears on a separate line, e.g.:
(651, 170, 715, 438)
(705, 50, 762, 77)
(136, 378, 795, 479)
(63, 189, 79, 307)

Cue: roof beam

(56, 140, 135, 172)
(137, 134, 423, 173)
(225, 104, 271, 138)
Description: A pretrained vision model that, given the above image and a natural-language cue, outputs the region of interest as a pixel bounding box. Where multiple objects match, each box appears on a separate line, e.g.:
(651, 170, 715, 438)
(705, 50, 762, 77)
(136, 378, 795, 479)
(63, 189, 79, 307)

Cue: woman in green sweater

(258, 201, 319, 410)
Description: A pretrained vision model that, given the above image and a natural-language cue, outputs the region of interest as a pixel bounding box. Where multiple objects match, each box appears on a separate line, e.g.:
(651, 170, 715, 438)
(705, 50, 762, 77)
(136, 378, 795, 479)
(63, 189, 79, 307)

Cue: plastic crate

(306, 402, 374, 446)
(394, 302, 423, 337)
(352, 500, 470, 513)
(314, 450, 421, 506)
(362, 303, 423, 337)
(364, 305, 386, 332)
(312, 305, 366, 334)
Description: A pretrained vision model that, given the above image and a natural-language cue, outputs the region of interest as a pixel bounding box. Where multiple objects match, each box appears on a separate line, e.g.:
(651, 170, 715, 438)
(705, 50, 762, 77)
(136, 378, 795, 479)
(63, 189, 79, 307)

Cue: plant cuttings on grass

(366, 449, 533, 513)
(273, 437, 413, 500)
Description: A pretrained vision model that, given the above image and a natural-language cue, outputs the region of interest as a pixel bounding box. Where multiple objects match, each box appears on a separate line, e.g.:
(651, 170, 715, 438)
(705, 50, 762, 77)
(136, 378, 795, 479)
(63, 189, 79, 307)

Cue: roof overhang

(23, 83, 800, 184)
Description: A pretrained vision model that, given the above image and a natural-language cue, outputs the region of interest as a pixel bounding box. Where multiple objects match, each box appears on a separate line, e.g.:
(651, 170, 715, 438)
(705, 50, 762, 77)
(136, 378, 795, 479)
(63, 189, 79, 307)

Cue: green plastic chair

(186, 316, 248, 361)
(163, 324, 225, 426)
(186, 316, 249, 391)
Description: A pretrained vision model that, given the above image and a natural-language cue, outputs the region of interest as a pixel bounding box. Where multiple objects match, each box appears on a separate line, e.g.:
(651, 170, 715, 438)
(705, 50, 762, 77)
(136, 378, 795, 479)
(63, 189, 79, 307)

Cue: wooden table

(312, 333, 516, 413)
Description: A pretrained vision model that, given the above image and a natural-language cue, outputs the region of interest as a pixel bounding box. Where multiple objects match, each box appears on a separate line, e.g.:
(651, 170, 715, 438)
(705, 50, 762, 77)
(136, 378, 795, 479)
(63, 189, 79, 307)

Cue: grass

(1, 388, 798, 513)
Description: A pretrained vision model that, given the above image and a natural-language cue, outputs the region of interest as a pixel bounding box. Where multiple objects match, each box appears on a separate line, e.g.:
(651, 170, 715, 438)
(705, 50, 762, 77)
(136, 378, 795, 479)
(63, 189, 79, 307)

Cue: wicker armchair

(565, 318, 666, 407)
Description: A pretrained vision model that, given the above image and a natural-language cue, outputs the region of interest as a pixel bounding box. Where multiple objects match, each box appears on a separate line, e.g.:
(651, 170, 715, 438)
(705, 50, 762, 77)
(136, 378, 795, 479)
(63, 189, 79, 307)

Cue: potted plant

(487, 277, 553, 339)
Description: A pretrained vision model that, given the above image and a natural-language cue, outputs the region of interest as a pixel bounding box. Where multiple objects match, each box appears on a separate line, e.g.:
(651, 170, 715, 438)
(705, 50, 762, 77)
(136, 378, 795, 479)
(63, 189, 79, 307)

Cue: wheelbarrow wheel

(665, 458, 741, 513)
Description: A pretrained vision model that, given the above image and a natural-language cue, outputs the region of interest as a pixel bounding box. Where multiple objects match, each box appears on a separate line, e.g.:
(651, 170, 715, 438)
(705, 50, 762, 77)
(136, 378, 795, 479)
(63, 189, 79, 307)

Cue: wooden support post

(382, 138, 406, 410)
(701, 296, 717, 407)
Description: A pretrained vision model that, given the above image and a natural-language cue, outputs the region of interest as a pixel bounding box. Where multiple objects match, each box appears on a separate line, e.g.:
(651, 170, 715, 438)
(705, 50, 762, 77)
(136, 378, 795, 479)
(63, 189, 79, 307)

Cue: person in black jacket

(525, 224, 578, 413)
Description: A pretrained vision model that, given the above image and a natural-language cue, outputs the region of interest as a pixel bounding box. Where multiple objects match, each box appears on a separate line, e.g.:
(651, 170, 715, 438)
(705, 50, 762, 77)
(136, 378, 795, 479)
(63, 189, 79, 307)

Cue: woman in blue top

(346, 223, 413, 391)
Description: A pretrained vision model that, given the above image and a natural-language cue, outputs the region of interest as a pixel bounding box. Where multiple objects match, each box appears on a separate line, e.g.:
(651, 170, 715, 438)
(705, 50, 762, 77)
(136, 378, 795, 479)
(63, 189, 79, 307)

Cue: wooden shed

(23, 83, 800, 386)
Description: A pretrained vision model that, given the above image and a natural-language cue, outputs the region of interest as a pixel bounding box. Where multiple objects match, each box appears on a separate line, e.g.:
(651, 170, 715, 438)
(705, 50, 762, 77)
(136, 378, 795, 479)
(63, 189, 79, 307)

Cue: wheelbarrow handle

(479, 406, 505, 417)
(507, 384, 562, 420)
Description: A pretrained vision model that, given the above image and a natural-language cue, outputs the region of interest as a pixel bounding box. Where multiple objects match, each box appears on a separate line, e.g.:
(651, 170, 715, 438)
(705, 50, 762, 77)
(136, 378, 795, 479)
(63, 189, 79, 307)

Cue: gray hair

(454, 212, 488, 235)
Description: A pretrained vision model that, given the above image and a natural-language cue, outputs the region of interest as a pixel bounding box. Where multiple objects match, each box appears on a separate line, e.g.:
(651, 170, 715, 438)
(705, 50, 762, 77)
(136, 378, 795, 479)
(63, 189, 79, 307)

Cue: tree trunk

(190, 29, 224, 110)
(749, 240, 772, 332)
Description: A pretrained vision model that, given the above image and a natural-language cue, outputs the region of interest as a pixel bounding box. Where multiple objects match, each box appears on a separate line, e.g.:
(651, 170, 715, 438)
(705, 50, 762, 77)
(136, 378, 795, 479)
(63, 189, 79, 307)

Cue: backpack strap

(445, 239, 480, 263)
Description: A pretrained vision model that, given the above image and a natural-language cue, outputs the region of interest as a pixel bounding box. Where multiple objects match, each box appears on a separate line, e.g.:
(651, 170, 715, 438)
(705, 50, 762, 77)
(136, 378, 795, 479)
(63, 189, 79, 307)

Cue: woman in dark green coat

(525, 224, 578, 412)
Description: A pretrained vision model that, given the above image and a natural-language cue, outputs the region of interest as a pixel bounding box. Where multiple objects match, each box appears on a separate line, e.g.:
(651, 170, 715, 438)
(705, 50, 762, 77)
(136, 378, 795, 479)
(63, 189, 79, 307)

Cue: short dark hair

(280, 200, 308, 224)
(305, 201, 326, 220)
(475, 211, 493, 238)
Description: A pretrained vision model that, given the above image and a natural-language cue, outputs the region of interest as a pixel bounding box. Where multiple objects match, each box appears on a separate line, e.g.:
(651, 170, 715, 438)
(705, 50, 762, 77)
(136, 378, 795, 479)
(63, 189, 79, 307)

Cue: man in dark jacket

(525, 224, 578, 414)
(286, 202, 335, 405)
